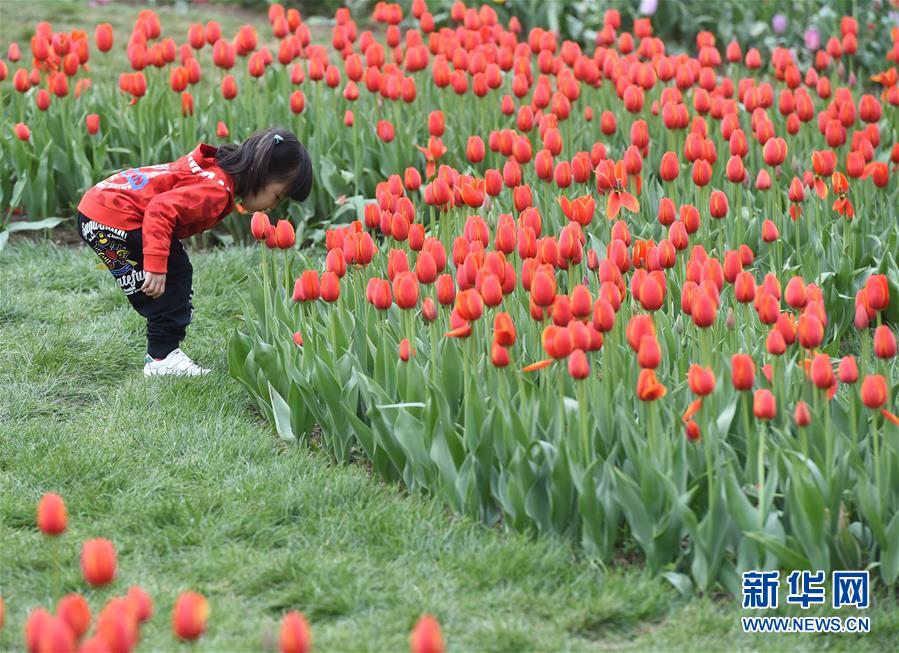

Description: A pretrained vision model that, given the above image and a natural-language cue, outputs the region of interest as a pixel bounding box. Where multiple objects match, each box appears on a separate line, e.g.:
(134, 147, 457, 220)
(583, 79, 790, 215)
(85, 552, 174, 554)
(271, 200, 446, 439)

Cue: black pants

(78, 213, 193, 359)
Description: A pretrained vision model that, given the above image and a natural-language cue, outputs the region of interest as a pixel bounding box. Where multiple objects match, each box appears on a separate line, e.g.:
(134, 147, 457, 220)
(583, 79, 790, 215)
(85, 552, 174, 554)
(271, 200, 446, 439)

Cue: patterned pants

(78, 212, 193, 359)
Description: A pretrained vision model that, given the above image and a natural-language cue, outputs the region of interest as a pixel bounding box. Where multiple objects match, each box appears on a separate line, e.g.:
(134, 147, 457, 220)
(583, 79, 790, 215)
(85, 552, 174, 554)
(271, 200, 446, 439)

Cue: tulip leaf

(268, 382, 295, 442)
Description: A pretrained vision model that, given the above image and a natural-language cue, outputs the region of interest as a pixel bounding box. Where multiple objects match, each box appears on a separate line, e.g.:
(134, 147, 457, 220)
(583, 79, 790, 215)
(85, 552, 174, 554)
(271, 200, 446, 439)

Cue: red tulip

(491, 343, 510, 367)
(659, 151, 679, 182)
(14, 122, 30, 141)
(377, 119, 395, 142)
(289, 90, 305, 114)
(466, 136, 485, 163)
(250, 212, 270, 241)
(216, 120, 229, 138)
(37, 492, 67, 535)
(38, 616, 75, 653)
(731, 354, 755, 390)
(57, 594, 91, 639)
(838, 356, 859, 384)
(221, 74, 237, 99)
(410, 614, 444, 653)
(797, 313, 824, 349)
(180, 92, 194, 116)
(95, 23, 114, 52)
(873, 325, 896, 359)
(81, 538, 117, 586)
(709, 190, 728, 218)
(861, 375, 888, 409)
(280, 611, 312, 653)
(292, 271, 320, 302)
(274, 220, 295, 249)
(637, 335, 661, 369)
(865, 275, 890, 311)
(636, 368, 667, 401)
(568, 349, 590, 379)
(172, 592, 209, 641)
(810, 353, 835, 390)
(794, 401, 811, 426)
(86, 114, 100, 135)
(688, 364, 716, 396)
(320, 271, 340, 303)
(428, 110, 445, 136)
(126, 585, 154, 623)
(25, 608, 51, 653)
(393, 272, 420, 309)
(753, 389, 776, 420)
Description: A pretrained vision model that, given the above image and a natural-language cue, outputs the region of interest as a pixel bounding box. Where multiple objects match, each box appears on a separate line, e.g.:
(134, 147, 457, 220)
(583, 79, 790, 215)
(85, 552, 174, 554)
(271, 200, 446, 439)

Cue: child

(77, 127, 313, 377)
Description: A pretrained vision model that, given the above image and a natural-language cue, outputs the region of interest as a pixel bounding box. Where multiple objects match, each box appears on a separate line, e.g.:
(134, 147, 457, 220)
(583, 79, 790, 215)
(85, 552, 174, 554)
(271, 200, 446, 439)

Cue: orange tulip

(838, 356, 859, 384)
(37, 492, 67, 535)
(492, 343, 511, 367)
(172, 592, 208, 641)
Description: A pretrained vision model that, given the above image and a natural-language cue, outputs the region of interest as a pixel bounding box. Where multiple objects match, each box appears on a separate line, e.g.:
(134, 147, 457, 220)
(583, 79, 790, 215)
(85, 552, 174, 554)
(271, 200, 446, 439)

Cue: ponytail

(216, 127, 313, 202)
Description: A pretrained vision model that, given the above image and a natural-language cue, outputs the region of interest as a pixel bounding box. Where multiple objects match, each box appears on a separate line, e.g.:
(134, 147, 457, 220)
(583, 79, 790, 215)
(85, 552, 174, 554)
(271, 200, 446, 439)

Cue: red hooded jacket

(77, 143, 235, 274)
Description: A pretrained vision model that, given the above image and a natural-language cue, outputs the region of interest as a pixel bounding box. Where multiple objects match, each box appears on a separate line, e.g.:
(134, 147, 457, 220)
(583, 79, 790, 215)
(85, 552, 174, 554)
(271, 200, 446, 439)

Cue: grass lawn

(1, 238, 897, 651)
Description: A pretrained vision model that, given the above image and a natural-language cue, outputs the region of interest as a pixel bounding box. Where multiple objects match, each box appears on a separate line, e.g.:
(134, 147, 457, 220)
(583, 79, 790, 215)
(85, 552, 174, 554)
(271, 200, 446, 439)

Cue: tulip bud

(37, 492, 68, 536)
(838, 356, 859, 384)
(753, 389, 777, 420)
(172, 592, 209, 641)
(861, 375, 888, 409)
(874, 325, 897, 359)
(794, 401, 811, 426)
(81, 538, 117, 586)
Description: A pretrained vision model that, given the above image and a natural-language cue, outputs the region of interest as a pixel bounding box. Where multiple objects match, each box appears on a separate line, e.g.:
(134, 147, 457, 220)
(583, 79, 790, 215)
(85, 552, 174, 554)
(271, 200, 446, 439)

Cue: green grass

(1, 239, 898, 651)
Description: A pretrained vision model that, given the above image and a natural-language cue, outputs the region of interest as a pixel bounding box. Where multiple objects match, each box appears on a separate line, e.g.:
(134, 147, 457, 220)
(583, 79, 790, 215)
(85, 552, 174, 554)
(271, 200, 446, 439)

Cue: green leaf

(268, 382, 295, 442)
(744, 532, 811, 570)
(6, 217, 64, 232)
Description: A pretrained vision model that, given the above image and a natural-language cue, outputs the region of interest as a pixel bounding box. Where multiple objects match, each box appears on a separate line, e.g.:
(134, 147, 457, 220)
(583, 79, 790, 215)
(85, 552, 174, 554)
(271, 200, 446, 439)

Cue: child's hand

(141, 272, 166, 298)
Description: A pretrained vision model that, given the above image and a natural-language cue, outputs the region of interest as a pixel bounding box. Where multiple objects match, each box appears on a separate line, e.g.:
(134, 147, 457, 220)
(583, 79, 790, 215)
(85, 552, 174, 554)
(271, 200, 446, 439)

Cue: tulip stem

(742, 393, 754, 482)
(872, 414, 882, 500)
(824, 391, 834, 485)
(758, 422, 767, 528)
(577, 381, 590, 463)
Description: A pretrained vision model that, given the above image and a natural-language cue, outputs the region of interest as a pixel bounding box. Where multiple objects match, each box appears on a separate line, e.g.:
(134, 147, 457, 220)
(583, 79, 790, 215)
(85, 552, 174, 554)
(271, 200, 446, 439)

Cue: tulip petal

(606, 192, 620, 220)
(522, 358, 554, 372)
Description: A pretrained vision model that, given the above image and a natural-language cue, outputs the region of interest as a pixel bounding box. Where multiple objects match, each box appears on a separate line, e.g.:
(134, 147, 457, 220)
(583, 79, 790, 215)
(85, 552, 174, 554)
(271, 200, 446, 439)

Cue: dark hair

(216, 127, 313, 203)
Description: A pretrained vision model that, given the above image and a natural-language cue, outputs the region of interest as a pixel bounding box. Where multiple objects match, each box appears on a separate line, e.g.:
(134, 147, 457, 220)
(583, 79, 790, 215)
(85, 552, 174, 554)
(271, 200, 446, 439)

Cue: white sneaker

(143, 348, 211, 377)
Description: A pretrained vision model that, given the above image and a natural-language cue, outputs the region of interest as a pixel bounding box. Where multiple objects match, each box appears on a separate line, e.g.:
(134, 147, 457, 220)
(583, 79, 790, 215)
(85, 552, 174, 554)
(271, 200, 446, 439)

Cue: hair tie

(273, 134, 284, 144)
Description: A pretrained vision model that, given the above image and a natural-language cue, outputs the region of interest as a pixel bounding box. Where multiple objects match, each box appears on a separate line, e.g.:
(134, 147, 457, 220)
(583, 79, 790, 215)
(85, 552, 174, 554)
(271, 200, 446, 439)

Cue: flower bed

(227, 6, 899, 594)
